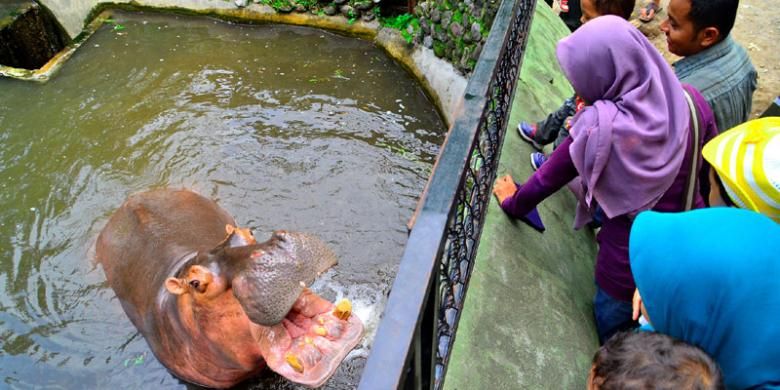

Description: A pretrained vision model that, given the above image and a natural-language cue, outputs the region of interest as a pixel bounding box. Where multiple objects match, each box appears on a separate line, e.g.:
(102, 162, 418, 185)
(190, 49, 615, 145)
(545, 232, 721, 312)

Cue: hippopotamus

(95, 189, 363, 388)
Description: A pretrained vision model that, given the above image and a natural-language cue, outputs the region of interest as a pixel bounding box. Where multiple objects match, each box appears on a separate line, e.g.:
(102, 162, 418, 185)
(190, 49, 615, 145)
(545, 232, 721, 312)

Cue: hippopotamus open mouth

(230, 231, 364, 387)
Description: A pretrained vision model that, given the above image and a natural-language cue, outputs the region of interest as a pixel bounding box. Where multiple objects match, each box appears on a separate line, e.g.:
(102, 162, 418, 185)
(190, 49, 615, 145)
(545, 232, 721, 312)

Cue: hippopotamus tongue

(232, 231, 338, 326)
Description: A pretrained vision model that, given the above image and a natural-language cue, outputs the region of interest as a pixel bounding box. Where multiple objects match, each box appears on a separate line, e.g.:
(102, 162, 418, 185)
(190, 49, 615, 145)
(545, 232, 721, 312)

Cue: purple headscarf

(557, 15, 689, 227)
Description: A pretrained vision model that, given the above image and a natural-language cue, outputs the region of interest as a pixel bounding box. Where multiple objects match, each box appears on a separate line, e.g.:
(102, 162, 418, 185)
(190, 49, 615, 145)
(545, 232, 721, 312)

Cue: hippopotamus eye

(189, 280, 200, 289)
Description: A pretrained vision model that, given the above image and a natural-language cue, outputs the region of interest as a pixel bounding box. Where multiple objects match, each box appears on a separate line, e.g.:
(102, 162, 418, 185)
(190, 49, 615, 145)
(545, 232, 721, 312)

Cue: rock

(441, 10, 453, 28)
(460, 53, 474, 72)
(461, 46, 472, 62)
(355, 1, 373, 10)
(423, 35, 433, 48)
(431, 8, 441, 23)
(470, 42, 482, 61)
(340, 4, 355, 17)
(433, 40, 445, 57)
(420, 18, 430, 34)
(294, 3, 306, 12)
(449, 22, 463, 37)
(417, 2, 430, 16)
(323, 5, 338, 15)
(470, 22, 482, 42)
(235, 0, 249, 7)
(362, 11, 375, 21)
(433, 25, 445, 41)
(333, 0, 348, 5)
(453, 45, 463, 59)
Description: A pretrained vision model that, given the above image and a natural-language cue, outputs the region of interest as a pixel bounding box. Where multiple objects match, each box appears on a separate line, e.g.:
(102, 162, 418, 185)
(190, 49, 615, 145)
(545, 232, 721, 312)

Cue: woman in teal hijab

(629, 208, 780, 389)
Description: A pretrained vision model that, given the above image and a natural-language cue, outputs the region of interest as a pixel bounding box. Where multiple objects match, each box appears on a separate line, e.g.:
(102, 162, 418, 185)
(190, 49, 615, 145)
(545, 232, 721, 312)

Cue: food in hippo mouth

(257, 289, 363, 387)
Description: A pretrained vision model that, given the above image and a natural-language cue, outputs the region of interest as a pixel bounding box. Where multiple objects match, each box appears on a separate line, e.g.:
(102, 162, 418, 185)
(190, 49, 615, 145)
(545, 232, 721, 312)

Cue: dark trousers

(593, 285, 638, 345)
(533, 95, 577, 149)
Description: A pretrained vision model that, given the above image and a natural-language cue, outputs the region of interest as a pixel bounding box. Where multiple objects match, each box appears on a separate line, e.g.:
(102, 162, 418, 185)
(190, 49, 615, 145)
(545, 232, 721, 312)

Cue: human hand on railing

(493, 174, 517, 204)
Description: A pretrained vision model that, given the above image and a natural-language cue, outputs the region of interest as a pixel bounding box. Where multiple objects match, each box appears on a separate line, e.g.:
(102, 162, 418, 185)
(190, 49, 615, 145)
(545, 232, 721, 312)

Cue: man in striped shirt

(661, 0, 757, 133)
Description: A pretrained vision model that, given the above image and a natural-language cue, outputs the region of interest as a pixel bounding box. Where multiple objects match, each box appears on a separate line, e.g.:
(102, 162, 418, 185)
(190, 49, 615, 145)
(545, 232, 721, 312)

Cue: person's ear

(699, 27, 721, 48)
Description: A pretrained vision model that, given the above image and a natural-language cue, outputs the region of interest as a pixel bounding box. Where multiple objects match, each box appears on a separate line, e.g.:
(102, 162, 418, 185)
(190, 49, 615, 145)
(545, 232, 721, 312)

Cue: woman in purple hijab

(493, 15, 718, 344)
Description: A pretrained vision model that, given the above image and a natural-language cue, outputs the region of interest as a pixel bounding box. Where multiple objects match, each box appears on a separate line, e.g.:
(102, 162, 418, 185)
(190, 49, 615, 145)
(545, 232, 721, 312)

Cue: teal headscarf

(630, 208, 780, 389)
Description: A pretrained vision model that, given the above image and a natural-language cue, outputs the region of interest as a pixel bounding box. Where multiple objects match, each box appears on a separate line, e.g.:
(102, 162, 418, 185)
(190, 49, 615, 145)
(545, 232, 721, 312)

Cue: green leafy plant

(452, 10, 463, 25)
(379, 13, 421, 44)
(103, 17, 126, 31)
(259, 0, 294, 11)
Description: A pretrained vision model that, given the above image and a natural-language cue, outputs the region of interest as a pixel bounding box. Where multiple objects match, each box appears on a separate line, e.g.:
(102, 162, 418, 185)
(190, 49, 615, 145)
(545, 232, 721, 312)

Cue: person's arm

(499, 137, 579, 218)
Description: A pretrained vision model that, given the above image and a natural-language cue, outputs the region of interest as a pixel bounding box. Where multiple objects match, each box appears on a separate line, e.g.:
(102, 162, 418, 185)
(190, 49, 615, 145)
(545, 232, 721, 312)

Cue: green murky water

(0, 11, 445, 388)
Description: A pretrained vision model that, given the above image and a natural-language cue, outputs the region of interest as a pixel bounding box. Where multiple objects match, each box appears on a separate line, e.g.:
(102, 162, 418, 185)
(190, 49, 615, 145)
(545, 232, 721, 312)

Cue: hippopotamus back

(97, 189, 235, 328)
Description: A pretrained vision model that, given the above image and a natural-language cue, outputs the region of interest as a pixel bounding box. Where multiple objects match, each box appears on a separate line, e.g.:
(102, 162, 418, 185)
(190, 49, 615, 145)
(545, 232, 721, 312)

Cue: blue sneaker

(517, 121, 543, 150)
(530, 152, 547, 171)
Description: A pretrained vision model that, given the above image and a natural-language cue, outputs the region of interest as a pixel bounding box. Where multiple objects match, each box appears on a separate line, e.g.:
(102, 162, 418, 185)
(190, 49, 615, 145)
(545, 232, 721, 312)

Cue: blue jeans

(593, 285, 638, 344)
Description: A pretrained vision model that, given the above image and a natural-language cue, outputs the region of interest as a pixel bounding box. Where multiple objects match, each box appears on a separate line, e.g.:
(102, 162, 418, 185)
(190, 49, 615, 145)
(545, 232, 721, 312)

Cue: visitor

(588, 331, 724, 390)
(629, 207, 780, 389)
(638, 0, 660, 23)
(492, 15, 717, 344)
(544, 0, 584, 32)
(517, 0, 636, 171)
(661, 0, 757, 132)
(702, 116, 780, 222)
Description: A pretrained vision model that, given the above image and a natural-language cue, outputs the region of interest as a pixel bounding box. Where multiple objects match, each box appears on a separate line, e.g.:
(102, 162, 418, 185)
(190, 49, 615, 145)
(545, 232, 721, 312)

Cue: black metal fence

(357, 0, 537, 388)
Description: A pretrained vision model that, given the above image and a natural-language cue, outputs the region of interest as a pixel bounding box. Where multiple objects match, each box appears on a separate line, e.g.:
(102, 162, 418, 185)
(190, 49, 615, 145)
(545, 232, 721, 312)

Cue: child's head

(660, 0, 739, 56)
(588, 331, 724, 390)
(580, 0, 636, 24)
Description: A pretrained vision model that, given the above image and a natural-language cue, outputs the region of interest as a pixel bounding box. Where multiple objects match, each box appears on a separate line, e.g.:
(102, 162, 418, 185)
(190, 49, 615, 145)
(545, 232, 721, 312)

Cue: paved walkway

(445, 3, 599, 389)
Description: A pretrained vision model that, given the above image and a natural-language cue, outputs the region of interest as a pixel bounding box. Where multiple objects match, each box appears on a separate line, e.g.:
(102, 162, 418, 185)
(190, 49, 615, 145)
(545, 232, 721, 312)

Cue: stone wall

(415, 0, 497, 74)
(37, 0, 383, 40)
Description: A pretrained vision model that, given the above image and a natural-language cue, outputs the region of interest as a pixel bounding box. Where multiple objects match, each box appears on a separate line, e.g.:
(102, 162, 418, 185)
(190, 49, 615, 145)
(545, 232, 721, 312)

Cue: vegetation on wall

(235, 0, 495, 75)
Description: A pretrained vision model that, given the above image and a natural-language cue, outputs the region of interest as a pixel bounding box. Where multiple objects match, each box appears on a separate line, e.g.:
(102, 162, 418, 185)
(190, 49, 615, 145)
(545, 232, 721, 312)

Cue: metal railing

(358, 0, 537, 388)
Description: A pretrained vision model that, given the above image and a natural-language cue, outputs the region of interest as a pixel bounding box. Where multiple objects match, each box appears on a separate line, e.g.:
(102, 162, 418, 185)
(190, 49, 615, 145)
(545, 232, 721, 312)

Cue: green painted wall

(444, 3, 599, 389)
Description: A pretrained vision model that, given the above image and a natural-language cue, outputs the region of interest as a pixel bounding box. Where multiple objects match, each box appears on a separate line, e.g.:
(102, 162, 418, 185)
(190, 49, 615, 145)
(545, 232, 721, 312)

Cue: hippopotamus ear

(164, 265, 214, 295)
(212, 225, 239, 252)
(165, 277, 187, 295)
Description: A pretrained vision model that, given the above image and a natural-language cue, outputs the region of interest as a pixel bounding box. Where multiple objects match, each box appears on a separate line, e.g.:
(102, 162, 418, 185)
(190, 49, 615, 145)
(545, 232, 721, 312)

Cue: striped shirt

(674, 36, 758, 133)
